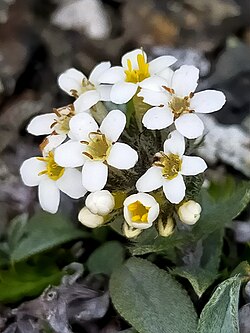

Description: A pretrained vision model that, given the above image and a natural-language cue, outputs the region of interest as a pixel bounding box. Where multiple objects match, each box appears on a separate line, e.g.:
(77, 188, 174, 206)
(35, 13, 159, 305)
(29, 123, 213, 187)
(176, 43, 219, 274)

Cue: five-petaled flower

(99, 48, 177, 104)
(136, 130, 207, 204)
(20, 151, 86, 214)
(139, 65, 226, 139)
(58, 63, 112, 110)
(54, 110, 138, 192)
(123, 193, 160, 229)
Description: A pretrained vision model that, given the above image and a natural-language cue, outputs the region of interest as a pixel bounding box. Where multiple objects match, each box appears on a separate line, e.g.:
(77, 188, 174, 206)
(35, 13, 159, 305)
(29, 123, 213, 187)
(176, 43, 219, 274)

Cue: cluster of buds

(20, 49, 225, 237)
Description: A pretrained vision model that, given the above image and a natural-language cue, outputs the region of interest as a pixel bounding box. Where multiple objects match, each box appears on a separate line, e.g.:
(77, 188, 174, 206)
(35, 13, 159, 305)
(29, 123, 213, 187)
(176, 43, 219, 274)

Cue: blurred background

(0, 0, 250, 230)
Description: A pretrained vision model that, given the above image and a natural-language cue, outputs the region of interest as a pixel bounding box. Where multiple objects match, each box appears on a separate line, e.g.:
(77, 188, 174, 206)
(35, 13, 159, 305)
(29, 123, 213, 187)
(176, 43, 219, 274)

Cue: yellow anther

(37, 152, 65, 181)
(154, 152, 182, 180)
(125, 53, 150, 83)
(128, 200, 150, 224)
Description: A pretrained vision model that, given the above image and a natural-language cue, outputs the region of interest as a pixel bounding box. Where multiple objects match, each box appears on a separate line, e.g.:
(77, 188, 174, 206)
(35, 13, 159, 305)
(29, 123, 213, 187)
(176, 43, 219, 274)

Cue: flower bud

(123, 223, 142, 239)
(178, 200, 202, 225)
(85, 190, 115, 216)
(158, 217, 175, 237)
(123, 193, 159, 230)
(78, 207, 104, 228)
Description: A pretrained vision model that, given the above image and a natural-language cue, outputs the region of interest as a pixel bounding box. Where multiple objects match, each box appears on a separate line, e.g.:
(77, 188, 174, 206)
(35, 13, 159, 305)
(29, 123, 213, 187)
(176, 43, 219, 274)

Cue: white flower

(27, 103, 92, 152)
(78, 207, 104, 228)
(20, 151, 86, 214)
(99, 49, 177, 104)
(158, 216, 175, 237)
(123, 193, 159, 229)
(136, 130, 207, 204)
(178, 200, 202, 225)
(139, 65, 226, 139)
(58, 64, 112, 110)
(123, 223, 142, 238)
(54, 110, 138, 192)
(85, 190, 115, 216)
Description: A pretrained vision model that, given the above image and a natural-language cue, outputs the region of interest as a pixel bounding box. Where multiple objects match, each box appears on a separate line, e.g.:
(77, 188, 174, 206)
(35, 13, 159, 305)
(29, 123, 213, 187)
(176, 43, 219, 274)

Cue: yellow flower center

(154, 152, 182, 180)
(51, 105, 75, 134)
(82, 131, 112, 162)
(162, 87, 194, 119)
(37, 152, 65, 181)
(128, 200, 150, 223)
(125, 54, 150, 83)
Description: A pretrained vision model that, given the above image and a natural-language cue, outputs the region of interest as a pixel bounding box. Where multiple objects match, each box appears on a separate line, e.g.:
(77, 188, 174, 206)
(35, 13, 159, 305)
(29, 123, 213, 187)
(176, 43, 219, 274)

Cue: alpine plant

(20, 48, 226, 238)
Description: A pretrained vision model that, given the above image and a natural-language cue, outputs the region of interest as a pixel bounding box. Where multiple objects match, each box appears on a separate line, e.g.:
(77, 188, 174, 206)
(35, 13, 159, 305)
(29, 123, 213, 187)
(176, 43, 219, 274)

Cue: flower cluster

(20, 48, 226, 236)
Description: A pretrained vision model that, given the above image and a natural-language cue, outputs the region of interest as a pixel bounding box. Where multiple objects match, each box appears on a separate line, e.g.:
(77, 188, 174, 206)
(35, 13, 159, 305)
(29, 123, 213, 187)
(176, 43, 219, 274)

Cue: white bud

(178, 200, 202, 225)
(158, 217, 175, 237)
(123, 193, 159, 230)
(78, 207, 104, 228)
(85, 190, 115, 216)
(123, 223, 142, 239)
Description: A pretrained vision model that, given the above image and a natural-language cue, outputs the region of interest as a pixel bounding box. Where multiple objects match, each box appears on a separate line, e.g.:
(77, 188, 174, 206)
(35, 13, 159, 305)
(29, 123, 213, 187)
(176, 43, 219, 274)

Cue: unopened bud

(78, 207, 104, 228)
(123, 223, 142, 239)
(178, 200, 202, 225)
(158, 217, 175, 237)
(85, 190, 115, 216)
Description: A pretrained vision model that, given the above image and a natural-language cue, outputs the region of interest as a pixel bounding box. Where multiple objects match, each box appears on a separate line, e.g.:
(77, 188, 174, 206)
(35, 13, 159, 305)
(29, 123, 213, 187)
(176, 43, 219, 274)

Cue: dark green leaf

(87, 241, 125, 276)
(10, 212, 89, 263)
(110, 258, 198, 333)
(0, 257, 62, 303)
(197, 276, 241, 333)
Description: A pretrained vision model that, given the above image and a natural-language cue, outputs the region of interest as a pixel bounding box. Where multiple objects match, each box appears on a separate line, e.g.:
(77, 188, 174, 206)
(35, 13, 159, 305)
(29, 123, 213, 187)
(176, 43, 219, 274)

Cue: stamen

(83, 152, 94, 159)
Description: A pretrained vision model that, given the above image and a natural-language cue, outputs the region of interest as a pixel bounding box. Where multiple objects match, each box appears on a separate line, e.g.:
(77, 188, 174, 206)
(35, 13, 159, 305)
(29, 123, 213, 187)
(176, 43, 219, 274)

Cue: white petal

(57, 168, 87, 199)
(136, 166, 163, 192)
(110, 82, 138, 104)
(98, 66, 125, 84)
(54, 140, 85, 167)
(20, 157, 47, 187)
(138, 89, 170, 106)
(38, 179, 60, 214)
(139, 76, 169, 92)
(27, 114, 55, 136)
(73, 90, 100, 111)
(89, 61, 111, 85)
(149, 55, 177, 74)
(69, 113, 98, 141)
(42, 134, 66, 154)
(107, 143, 138, 169)
(163, 130, 185, 156)
(163, 174, 186, 204)
(142, 106, 173, 130)
(82, 160, 108, 192)
(58, 68, 85, 96)
(100, 109, 126, 142)
(121, 49, 147, 69)
(96, 85, 112, 101)
(159, 67, 174, 86)
(181, 156, 207, 175)
(172, 65, 199, 97)
(175, 113, 204, 139)
(190, 90, 226, 114)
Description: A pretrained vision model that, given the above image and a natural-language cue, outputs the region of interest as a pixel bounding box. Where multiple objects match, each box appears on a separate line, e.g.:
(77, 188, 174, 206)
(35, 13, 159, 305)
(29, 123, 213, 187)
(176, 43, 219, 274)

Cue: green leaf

(10, 212, 89, 263)
(110, 258, 198, 333)
(173, 228, 224, 296)
(87, 241, 125, 276)
(173, 267, 217, 298)
(197, 276, 241, 333)
(8, 213, 28, 252)
(0, 256, 63, 303)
